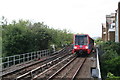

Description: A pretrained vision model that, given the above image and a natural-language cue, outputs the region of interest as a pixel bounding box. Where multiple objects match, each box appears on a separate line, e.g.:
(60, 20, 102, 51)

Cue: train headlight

(74, 46, 77, 49)
(85, 46, 88, 49)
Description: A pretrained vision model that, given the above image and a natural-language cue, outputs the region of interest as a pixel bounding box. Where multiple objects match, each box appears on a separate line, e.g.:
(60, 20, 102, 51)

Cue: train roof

(74, 34, 89, 36)
(74, 34, 94, 40)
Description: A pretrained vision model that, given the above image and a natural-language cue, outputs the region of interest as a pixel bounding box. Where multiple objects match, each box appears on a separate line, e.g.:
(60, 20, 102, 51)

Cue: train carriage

(72, 34, 94, 55)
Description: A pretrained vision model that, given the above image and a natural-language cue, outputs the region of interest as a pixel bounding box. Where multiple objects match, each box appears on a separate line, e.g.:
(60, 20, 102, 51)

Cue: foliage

(94, 37, 102, 45)
(2, 19, 73, 57)
(0, 32, 1, 57)
(2, 20, 33, 56)
(106, 57, 120, 76)
(99, 41, 120, 78)
(107, 72, 120, 79)
(0, 16, 7, 27)
(100, 41, 120, 55)
(101, 49, 118, 61)
(101, 56, 120, 77)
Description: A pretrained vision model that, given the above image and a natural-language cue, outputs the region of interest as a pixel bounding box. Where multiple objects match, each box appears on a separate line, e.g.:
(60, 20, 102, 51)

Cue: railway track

(16, 54, 74, 80)
(33, 56, 87, 80)
(2, 46, 72, 80)
(2, 46, 97, 80)
(47, 58, 86, 80)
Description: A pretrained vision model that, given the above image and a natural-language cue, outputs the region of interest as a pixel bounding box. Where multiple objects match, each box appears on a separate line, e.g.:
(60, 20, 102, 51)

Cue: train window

(75, 35, 88, 45)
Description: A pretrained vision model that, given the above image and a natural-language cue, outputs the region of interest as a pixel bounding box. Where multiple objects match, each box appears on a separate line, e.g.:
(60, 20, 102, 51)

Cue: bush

(99, 41, 120, 78)
(107, 72, 120, 79)
(100, 41, 120, 55)
(101, 49, 118, 61)
(105, 56, 120, 76)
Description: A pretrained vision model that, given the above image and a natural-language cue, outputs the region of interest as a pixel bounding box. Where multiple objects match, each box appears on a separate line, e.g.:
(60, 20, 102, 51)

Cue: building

(118, 2, 120, 42)
(102, 23, 107, 41)
(115, 2, 120, 42)
(106, 13, 115, 41)
(102, 2, 120, 42)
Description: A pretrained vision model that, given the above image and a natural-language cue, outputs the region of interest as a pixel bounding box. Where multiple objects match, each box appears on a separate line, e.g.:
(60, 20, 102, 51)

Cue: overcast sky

(0, 0, 120, 37)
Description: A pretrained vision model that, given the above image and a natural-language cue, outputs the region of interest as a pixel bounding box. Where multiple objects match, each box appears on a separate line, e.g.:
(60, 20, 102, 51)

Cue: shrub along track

(2, 46, 72, 80)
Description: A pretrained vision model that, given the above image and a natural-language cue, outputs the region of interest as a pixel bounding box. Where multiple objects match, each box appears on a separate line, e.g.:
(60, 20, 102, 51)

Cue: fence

(0, 49, 50, 70)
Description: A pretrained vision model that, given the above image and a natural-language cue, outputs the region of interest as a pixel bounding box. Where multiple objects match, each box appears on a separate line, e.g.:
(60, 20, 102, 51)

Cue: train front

(72, 34, 89, 55)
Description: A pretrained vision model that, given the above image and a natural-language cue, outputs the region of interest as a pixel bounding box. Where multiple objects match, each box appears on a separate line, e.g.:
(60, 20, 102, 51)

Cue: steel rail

(60, 59, 77, 78)
(32, 54, 75, 80)
(16, 53, 72, 80)
(71, 58, 86, 80)
(47, 57, 76, 80)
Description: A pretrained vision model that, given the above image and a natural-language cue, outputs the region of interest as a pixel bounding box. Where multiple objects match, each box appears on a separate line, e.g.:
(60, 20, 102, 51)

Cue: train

(72, 34, 94, 56)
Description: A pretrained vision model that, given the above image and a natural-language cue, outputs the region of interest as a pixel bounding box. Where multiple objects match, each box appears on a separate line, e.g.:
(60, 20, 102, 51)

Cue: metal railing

(0, 49, 50, 70)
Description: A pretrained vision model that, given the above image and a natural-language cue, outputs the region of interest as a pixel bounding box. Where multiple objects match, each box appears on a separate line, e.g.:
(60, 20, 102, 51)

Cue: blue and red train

(72, 34, 94, 56)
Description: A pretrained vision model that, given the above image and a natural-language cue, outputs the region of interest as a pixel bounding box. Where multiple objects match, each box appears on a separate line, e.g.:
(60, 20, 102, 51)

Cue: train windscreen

(75, 35, 88, 45)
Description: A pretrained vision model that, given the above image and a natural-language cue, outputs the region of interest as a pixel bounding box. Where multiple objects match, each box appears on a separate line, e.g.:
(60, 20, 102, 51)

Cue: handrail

(0, 49, 50, 69)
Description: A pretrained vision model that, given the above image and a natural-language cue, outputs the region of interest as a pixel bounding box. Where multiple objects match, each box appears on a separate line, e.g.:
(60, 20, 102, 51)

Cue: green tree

(2, 20, 32, 56)
(2, 19, 73, 57)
